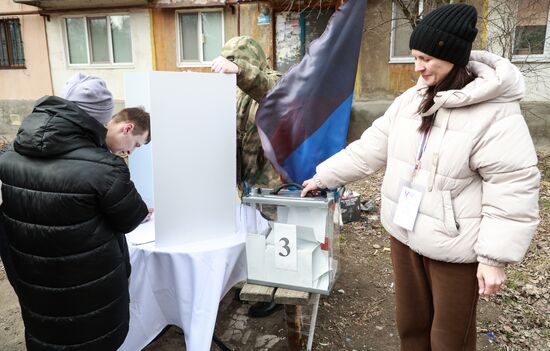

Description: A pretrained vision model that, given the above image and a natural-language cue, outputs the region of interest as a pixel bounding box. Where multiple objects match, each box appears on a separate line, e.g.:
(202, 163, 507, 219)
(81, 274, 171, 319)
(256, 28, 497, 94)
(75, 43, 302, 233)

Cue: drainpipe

(481, 0, 489, 50)
(237, 2, 240, 36)
(43, 14, 54, 95)
(271, 5, 276, 69)
(149, 8, 157, 71)
(299, 12, 305, 58)
(0, 10, 40, 16)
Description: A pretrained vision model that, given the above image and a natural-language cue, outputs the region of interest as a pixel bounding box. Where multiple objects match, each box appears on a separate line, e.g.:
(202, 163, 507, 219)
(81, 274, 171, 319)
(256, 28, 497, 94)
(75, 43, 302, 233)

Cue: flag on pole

(256, 0, 367, 184)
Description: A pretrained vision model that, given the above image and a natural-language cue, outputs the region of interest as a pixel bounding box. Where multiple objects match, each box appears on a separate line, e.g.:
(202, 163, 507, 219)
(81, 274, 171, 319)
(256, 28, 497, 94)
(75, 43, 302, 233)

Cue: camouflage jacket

(222, 36, 282, 189)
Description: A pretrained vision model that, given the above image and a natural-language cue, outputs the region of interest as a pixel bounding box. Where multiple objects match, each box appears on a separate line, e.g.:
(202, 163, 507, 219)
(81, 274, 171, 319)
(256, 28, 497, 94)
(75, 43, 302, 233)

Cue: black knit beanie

(409, 3, 478, 67)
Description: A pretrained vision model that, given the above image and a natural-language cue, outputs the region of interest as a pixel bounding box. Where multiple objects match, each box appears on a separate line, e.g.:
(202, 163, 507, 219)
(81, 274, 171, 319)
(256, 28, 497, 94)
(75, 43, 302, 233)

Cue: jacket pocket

(441, 191, 460, 237)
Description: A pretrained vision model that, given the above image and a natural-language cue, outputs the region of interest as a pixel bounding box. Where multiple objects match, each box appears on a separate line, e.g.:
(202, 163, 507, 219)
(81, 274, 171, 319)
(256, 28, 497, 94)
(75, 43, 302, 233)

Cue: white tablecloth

(118, 226, 246, 351)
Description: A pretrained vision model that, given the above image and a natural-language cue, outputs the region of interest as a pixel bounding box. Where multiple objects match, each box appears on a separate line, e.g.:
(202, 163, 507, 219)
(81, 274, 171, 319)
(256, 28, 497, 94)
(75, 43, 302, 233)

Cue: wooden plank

(284, 305, 308, 350)
(233, 281, 246, 289)
(274, 288, 310, 305)
(306, 294, 320, 351)
(239, 283, 275, 302)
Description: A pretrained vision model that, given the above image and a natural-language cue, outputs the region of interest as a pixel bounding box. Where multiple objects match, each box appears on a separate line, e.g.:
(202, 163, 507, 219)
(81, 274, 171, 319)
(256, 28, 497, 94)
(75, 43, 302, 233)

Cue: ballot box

(242, 187, 340, 294)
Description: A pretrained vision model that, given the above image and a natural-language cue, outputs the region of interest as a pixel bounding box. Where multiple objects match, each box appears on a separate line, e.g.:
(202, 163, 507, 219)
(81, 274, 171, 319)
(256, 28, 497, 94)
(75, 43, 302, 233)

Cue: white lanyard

(415, 91, 454, 191)
(414, 126, 431, 172)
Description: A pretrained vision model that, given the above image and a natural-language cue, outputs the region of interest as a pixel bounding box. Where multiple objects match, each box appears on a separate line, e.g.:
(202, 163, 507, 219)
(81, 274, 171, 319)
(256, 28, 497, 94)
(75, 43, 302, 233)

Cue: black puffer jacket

(0, 96, 148, 350)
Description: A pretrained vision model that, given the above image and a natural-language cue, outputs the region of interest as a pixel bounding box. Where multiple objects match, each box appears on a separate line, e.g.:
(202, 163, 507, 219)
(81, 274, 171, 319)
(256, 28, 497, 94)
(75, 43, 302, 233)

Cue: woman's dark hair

(418, 65, 476, 132)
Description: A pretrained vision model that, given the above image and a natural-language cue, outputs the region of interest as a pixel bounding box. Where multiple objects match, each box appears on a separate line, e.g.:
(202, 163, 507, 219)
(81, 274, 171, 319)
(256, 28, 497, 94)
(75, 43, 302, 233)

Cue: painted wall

(274, 12, 302, 73)
(152, 3, 272, 72)
(485, 0, 550, 101)
(156, 0, 224, 6)
(237, 3, 274, 67)
(359, 0, 391, 98)
(45, 9, 153, 100)
(0, 2, 52, 100)
(519, 66, 550, 101)
(151, 8, 178, 71)
(359, 0, 486, 99)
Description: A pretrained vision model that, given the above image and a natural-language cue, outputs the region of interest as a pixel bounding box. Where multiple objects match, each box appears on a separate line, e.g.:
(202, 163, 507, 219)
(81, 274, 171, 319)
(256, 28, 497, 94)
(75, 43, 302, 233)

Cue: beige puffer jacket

(316, 51, 540, 266)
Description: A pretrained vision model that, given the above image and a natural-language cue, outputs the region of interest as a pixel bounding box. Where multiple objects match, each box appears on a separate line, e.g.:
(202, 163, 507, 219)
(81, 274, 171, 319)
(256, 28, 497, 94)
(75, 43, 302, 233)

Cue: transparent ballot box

(242, 187, 340, 295)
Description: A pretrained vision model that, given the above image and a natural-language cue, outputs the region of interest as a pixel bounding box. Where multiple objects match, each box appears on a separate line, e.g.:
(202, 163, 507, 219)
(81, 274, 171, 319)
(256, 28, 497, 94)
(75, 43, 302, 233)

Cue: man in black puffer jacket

(0, 74, 150, 350)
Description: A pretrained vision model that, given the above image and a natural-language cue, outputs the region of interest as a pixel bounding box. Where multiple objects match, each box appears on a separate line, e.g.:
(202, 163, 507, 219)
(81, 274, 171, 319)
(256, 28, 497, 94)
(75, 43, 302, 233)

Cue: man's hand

(301, 179, 319, 197)
(211, 56, 239, 74)
(142, 208, 154, 223)
(477, 263, 506, 296)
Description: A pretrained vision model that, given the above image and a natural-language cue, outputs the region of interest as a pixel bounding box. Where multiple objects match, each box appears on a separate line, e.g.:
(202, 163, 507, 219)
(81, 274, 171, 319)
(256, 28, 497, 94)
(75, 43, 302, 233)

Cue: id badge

(393, 182, 423, 231)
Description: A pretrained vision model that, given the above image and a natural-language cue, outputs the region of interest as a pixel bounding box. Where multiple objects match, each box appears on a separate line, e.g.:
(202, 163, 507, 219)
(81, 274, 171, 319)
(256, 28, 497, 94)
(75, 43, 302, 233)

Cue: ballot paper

(126, 216, 156, 245)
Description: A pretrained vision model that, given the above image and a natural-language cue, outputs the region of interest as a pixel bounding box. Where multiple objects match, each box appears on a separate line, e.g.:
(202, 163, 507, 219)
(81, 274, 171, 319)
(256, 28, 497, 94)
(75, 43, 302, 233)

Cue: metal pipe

(0, 11, 41, 16)
(43, 14, 54, 95)
(39, 5, 150, 15)
(237, 2, 241, 36)
(271, 5, 276, 68)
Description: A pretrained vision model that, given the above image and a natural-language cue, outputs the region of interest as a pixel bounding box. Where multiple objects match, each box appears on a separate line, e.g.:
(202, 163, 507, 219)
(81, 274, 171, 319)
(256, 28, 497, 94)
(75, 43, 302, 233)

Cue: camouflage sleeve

(234, 58, 280, 103)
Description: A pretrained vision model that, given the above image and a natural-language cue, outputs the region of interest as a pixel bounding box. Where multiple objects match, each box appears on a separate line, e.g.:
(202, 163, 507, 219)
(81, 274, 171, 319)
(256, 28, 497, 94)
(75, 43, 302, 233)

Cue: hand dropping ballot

(393, 186, 422, 231)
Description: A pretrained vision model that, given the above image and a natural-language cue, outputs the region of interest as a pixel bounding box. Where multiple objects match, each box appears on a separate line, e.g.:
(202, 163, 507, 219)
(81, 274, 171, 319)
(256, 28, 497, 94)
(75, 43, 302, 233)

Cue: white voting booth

(124, 71, 237, 245)
(119, 72, 248, 351)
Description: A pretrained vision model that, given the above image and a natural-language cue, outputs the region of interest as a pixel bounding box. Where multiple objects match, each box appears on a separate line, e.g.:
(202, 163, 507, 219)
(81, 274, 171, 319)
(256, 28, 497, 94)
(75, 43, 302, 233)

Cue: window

(0, 18, 25, 68)
(65, 15, 133, 65)
(513, 0, 550, 59)
(177, 10, 223, 66)
(390, 0, 437, 63)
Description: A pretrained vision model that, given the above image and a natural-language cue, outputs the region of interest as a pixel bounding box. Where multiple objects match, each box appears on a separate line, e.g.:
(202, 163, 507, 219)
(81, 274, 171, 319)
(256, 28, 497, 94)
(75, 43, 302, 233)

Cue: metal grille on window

(0, 18, 25, 68)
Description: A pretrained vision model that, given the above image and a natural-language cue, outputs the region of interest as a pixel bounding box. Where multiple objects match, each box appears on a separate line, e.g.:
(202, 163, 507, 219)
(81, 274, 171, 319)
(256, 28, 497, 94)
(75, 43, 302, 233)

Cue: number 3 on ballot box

(274, 223, 298, 271)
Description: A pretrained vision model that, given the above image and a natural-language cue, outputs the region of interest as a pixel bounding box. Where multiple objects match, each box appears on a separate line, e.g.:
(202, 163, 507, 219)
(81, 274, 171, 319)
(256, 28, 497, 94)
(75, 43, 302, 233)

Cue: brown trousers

(390, 237, 479, 351)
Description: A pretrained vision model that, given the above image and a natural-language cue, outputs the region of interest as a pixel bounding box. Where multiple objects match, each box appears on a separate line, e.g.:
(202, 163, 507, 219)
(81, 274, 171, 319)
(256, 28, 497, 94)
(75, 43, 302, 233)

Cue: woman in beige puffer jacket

(302, 4, 539, 351)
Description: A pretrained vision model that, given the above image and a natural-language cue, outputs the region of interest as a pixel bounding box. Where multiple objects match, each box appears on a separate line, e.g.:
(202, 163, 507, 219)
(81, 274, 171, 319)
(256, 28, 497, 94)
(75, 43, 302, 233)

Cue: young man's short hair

(113, 107, 151, 143)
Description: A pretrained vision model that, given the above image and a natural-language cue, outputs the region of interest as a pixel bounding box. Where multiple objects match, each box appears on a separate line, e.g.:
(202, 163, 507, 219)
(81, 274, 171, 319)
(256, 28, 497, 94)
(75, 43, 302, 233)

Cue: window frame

(175, 8, 225, 68)
(0, 17, 26, 69)
(63, 13, 134, 68)
(512, 1, 550, 63)
(389, 0, 424, 64)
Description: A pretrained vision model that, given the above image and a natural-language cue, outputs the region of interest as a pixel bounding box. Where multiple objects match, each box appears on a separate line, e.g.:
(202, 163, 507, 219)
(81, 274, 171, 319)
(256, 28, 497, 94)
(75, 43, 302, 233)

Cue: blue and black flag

(256, 0, 367, 184)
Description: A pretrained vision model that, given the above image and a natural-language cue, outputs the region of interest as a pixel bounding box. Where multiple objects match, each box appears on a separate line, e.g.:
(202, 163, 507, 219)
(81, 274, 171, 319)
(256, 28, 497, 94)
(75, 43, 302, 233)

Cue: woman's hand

(477, 263, 506, 296)
(211, 56, 239, 74)
(301, 179, 319, 197)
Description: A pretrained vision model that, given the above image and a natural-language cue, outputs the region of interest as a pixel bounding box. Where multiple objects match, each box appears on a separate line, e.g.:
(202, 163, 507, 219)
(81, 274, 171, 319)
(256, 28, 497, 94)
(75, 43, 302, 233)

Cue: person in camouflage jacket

(211, 36, 281, 190)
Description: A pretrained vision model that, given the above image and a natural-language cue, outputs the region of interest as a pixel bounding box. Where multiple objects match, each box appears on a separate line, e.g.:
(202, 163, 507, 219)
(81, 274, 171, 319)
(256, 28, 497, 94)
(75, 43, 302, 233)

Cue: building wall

(151, 8, 178, 71)
(359, 0, 486, 100)
(237, 3, 273, 67)
(485, 0, 550, 101)
(0, 2, 53, 139)
(0, 2, 52, 100)
(359, 0, 393, 99)
(152, 3, 272, 72)
(152, 6, 238, 72)
(350, 0, 550, 148)
(520, 66, 550, 101)
(358, 0, 424, 98)
(45, 9, 153, 100)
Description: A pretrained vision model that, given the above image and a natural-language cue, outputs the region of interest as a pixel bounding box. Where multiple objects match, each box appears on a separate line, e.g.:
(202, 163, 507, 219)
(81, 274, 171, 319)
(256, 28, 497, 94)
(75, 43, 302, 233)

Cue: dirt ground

(1, 157, 549, 351)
